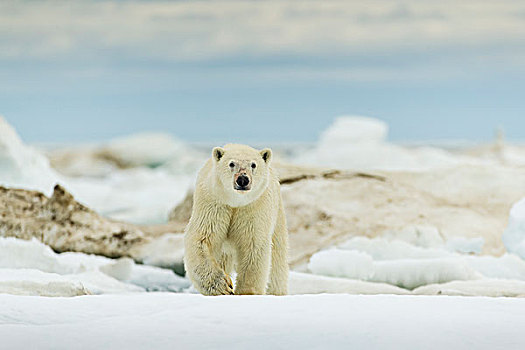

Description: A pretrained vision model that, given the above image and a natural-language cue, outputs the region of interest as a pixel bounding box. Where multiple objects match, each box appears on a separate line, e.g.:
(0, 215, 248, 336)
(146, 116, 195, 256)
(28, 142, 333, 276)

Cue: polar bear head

(211, 143, 272, 207)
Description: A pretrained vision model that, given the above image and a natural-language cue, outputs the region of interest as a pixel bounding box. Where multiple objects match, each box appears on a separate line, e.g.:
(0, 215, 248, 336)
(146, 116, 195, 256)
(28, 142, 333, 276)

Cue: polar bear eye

(251, 162, 256, 169)
(229, 162, 235, 168)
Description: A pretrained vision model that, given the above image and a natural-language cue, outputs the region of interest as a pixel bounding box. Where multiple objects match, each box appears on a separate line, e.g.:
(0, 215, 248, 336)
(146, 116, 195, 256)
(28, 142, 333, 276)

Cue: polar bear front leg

(234, 237, 272, 295)
(184, 202, 234, 296)
(266, 201, 289, 296)
(185, 238, 234, 296)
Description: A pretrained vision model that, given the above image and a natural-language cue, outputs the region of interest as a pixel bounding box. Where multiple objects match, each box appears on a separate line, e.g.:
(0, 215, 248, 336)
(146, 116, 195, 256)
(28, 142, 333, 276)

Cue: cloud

(1, 0, 524, 83)
(1, 1, 524, 60)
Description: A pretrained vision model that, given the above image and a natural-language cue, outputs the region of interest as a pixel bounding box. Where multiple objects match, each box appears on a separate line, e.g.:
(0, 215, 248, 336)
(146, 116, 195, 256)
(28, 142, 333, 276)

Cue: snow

(0, 293, 524, 349)
(503, 197, 525, 259)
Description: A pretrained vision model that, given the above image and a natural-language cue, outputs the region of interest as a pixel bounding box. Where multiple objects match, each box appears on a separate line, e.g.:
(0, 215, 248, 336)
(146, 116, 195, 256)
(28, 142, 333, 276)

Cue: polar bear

(184, 144, 289, 295)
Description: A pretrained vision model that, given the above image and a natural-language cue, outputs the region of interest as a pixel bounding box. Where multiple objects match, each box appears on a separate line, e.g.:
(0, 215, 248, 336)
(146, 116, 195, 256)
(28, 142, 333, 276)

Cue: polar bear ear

(212, 147, 225, 162)
(260, 148, 272, 163)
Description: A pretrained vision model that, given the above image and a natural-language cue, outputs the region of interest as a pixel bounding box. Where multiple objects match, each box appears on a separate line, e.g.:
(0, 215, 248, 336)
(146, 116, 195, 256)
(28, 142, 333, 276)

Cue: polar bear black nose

(236, 175, 250, 188)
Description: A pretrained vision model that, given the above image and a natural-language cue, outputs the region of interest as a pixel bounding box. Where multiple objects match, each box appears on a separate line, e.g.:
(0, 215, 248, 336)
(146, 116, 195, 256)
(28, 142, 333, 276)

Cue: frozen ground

(1, 293, 524, 350)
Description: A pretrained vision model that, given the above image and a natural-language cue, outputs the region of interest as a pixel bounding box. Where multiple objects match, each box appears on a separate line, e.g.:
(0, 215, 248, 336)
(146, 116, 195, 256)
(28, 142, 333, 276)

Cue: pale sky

(1, 0, 524, 143)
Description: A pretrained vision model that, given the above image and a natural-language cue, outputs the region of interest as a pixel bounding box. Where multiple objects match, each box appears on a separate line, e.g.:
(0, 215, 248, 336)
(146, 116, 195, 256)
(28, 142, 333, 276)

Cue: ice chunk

(73, 270, 145, 294)
(0, 116, 58, 194)
(297, 116, 476, 171)
(136, 233, 185, 271)
(127, 264, 191, 292)
(502, 197, 525, 259)
(98, 132, 200, 170)
(309, 249, 375, 281)
(338, 236, 452, 260)
(0, 237, 112, 274)
(64, 168, 194, 224)
(0, 237, 190, 295)
(413, 279, 525, 297)
(309, 235, 525, 289)
(464, 254, 525, 280)
(0, 117, 196, 224)
(309, 248, 479, 289)
(99, 255, 190, 292)
(382, 225, 445, 248)
(446, 237, 484, 254)
(319, 116, 388, 145)
(288, 271, 410, 295)
(0, 269, 88, 297)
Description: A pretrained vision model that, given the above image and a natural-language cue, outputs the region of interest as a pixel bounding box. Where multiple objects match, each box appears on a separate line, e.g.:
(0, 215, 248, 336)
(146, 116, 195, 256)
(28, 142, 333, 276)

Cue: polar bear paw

(205, 271, 234, 296)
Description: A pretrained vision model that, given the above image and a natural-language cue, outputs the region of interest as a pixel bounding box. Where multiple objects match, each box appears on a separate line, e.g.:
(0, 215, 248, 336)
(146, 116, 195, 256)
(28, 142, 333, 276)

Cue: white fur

(184, 144, 289, 295)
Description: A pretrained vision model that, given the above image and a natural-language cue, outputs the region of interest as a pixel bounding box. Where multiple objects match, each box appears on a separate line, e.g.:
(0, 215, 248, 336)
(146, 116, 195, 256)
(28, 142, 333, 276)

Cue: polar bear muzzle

(234, 172, 251, 191)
